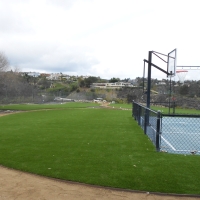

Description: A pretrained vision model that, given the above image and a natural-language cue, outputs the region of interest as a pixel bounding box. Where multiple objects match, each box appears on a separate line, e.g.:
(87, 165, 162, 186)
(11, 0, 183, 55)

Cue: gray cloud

(48, 0, 78, 8)
(8, 43, 100, 75)
(0, 1, 33, 34)
(1, 0, 200, 80)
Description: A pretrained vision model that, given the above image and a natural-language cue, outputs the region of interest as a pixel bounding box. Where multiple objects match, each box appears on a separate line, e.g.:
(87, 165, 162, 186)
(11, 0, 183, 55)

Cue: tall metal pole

(156, 111, 161, 152)
(168, 76, 172, 114)
(145, 51, 152, 132)
(147, 51, 152, 108)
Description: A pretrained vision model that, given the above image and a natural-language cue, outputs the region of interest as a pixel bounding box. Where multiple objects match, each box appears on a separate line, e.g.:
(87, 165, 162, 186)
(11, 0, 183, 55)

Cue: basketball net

(176, 70, 188, 84)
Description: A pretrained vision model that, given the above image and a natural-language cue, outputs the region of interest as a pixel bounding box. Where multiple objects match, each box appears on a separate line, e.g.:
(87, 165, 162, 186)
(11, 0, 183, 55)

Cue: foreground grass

(0, 105, 200, 194)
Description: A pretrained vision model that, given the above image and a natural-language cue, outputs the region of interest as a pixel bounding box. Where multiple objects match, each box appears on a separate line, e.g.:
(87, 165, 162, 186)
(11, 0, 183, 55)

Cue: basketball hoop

(176, 70, 188, 84)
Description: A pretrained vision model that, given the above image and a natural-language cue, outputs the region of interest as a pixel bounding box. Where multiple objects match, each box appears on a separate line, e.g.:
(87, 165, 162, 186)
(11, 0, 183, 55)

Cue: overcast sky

(1, 0, 200, 81)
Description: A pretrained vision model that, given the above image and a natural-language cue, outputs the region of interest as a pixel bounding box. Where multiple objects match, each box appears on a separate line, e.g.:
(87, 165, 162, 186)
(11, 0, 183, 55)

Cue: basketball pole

(169, 75, 172, 114)
(147, 51, 152, 109)
(144, 50, 174, 111)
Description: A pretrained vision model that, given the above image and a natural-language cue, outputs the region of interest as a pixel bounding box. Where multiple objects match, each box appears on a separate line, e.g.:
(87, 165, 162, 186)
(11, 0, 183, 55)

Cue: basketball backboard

(167, 49, 177, 77)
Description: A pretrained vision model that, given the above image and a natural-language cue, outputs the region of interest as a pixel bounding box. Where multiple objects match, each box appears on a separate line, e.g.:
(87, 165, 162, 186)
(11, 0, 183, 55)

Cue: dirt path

(0, 111, 200, 200)
(0, 166, 200, 200)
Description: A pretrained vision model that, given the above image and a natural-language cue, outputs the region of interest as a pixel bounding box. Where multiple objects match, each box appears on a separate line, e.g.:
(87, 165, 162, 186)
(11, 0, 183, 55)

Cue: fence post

(144, 108, 147, 134)
(137, 105, 141, 125)
(156, 111, 161, 151)
(132, 101, 134, 118)
(173, 101, 176, 114)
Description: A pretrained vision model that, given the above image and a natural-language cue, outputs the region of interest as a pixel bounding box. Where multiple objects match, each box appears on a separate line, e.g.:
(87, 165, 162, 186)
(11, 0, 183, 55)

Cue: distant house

(23, 72, 40, 77)
(40, 73, 51, 78)
(46, 73, 61, 80)
(156, 81, 166, 85)
(91, 82, 134, 89)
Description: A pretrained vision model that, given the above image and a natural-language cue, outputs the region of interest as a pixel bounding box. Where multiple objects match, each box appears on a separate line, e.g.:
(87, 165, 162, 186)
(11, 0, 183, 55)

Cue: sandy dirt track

(0, 165, 200, 200)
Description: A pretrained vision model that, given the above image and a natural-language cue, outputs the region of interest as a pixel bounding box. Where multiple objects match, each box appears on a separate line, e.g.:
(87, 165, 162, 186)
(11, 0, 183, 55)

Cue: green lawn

(109, 103, 132, 109)
(0, 103, 200, 195)
(150, 105, 200, 114)
(0, 102, 97, 111)
(108, 102, 200, 114)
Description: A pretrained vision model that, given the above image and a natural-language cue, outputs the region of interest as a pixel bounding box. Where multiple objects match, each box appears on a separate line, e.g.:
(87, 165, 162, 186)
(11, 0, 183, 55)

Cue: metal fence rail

(132, 101, 200, 155)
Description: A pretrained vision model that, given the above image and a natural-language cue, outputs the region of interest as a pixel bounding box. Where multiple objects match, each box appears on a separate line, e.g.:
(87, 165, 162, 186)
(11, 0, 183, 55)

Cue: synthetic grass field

(151, 105, 200, 115)
(0, 102, 200, 195)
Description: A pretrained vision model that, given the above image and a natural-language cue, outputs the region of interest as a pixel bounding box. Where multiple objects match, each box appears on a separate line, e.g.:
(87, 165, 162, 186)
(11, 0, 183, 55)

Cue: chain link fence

(161, 114, 200, 155)
(132, 101, 200, 155)
(132, 101, 161, 151)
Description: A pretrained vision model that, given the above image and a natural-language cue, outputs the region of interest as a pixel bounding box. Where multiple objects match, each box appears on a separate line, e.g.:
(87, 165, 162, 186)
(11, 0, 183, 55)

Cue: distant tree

(135, 77, 143, 86)
(179, 84, 189, 95)
(187, 82, 200, 97)
(23, 73, 31, 83)
(127, 94, 137, 103)
(77, 77, 85, 88)
(37, 76, 50, 89)
(70, 82, 78, 92)
(122, 78, 130, 82)
(99, 79, 107, 83)
(84, 76, 99, 87)
(0, 71, 33, 102)
(109, 77, 120, 83)
(79, 79, 85, 87)
(0, 52, 9, 72)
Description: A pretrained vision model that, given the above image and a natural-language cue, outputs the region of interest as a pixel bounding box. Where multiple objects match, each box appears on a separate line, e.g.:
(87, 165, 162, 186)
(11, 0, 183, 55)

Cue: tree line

(0, 52, 125, 103)
(1, 52, 200, 104)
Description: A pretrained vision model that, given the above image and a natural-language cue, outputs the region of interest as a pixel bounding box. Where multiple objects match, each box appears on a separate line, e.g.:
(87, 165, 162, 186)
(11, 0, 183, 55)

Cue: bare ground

(1, 165, 200, 200)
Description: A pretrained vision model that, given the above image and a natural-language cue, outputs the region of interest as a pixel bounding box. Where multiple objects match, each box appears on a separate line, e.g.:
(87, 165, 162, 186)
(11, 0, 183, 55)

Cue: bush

(90, 88, 95, 92)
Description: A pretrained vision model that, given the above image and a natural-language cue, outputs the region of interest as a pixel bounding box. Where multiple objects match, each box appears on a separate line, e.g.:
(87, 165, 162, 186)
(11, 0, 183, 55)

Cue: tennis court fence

(132, 101, 200, 155)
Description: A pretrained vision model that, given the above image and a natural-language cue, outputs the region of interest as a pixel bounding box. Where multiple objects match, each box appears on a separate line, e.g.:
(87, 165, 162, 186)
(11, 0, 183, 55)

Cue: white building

(91, 82, 134, 89)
